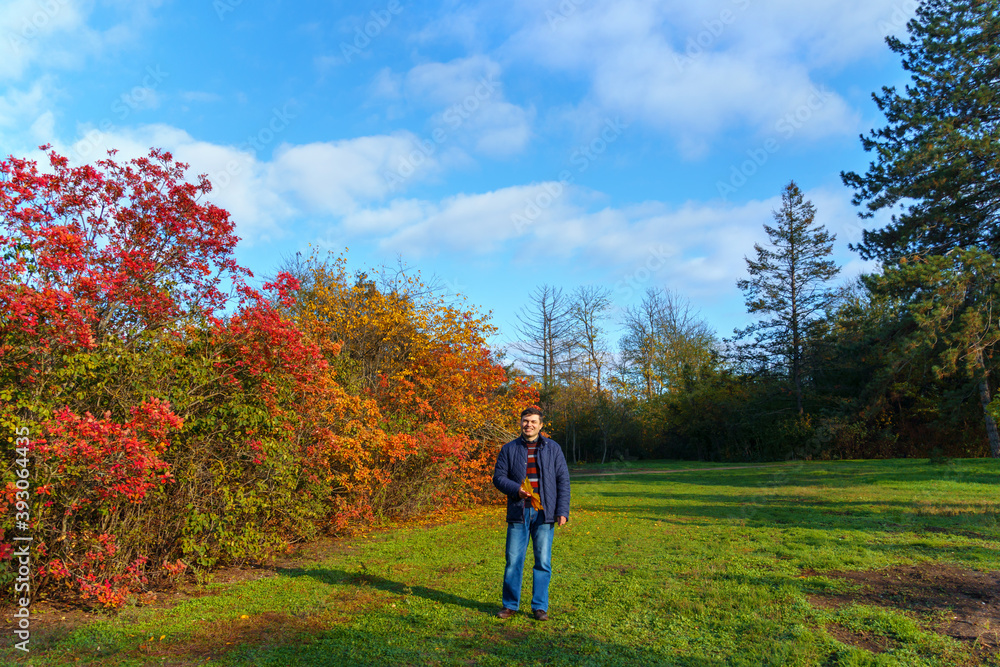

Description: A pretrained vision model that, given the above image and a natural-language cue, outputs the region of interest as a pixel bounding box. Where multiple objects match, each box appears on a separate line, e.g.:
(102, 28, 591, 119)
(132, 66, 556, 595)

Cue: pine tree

(841, 0, 1000, 456)
(736, 181, 840, 414)
(842, 0, 1000, 259)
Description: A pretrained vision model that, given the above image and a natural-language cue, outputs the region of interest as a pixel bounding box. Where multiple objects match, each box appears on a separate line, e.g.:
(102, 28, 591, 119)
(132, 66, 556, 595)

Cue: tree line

(512, 179, 994, 463)
(512, 0, 1000, 464)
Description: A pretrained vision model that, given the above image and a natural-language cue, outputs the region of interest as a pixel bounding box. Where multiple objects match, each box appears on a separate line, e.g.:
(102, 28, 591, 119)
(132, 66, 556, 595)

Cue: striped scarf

(525, 438, 540, 503)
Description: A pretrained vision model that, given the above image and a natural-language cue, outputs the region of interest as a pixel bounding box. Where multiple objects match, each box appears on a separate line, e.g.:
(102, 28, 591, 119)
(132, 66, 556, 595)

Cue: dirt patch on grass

(115, 609, 330, 666)
(0, 535, 357, 660)
(0, 603, 99, 654)
(824, 622, 897, 654)
(807, 562, 1000, 653)
(0, 575, 273, 657)
(0, 607, 328, 666)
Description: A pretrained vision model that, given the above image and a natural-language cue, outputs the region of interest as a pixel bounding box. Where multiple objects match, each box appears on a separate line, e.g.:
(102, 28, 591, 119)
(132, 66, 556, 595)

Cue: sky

(0, 0, 918, 353)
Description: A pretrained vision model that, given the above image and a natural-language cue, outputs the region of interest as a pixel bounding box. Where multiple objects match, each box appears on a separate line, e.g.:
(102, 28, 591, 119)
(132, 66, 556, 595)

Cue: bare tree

(569, 285, 613, 462)
(619, 288, 716, 400)
(510, 285, 585, 461)
(511, 285, 579, 395)
(571, 285, 613, 391)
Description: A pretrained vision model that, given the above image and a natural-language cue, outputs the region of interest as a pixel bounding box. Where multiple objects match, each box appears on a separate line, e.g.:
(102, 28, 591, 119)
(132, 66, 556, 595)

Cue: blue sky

(0, 0, 916, 352)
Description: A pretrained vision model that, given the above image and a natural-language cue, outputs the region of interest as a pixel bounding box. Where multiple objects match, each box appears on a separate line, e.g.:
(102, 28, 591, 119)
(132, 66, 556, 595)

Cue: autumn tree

(288, 251, 536, 512)
(840, 0, 1000, 455)
(0, 146, 539, 608)
(0, 147, 245, 382)
(0, 146, 341, 605)
(736, 181, 840, 414)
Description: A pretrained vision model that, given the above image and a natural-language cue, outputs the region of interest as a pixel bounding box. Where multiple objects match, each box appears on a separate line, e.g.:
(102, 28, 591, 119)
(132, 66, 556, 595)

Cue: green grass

(5, 459, 1000, 666)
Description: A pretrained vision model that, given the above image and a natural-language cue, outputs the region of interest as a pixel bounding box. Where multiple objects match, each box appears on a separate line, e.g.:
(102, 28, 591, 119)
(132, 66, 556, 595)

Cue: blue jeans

(501, 505, 554, 611)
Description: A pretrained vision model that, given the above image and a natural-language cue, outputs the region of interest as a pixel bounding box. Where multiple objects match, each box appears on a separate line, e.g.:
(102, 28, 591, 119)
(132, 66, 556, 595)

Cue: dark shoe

(497, 608, 517, 619)
(532, 609, 549, 621)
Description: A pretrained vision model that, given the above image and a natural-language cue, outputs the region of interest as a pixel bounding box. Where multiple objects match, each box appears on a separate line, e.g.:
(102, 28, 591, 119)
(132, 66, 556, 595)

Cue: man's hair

(520, 406, 544, 421)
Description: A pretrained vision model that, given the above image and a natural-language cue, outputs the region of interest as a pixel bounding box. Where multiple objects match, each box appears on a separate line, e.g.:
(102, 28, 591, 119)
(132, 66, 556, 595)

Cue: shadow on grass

(277, 566, 497, 615)
(579, 489, 999, 570)
(246, 569, 729, 666)
(577, 460, 999, 543)
(209, 618, 729, 667)
(0, 570, 725, 667)
(572, 459, 1000, 491)
(0, 610, 725, 667)
(595, 489, 996, 527)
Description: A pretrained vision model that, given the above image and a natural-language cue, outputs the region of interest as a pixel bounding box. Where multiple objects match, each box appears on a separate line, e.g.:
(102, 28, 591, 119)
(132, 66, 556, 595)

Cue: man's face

(520, 414, 542, 440)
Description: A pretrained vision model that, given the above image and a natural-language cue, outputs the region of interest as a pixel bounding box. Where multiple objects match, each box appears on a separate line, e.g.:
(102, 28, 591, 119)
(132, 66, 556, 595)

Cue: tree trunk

(978, 380, 1000, 458)
(794, 369, 804, 415)
(976, 349, 1000, 458)
(791, 283, 803, 415)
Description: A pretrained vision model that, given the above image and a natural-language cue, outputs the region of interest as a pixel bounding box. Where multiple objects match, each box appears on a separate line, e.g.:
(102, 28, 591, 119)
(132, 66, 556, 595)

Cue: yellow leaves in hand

(521, 477, 543, 511)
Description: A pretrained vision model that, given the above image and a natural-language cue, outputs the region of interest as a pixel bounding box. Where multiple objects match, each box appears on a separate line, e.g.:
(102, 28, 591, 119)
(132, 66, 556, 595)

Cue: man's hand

(556, 516, 567, 527)
(518, 488, 530, 499)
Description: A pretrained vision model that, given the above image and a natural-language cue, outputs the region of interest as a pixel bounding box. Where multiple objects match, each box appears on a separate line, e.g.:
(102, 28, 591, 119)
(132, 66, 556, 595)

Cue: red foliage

(37, 398, 181, 504)
(0, 146, 261, 606)
(0, 145, 247, 369)
(25, 400, 181, 606)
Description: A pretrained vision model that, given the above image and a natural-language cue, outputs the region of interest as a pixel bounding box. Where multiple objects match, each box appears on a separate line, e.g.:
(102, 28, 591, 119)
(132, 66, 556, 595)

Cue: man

(492, 406, 570, 621)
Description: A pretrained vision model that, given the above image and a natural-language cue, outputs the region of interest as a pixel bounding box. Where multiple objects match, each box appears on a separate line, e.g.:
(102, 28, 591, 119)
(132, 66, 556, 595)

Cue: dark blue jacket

(492, 435, 570, 524)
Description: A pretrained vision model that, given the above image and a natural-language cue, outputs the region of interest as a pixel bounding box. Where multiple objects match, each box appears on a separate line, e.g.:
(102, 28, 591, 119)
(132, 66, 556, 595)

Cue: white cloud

(0, 0, 90, 80)
(119, 86, 161, 111)
(500, 0, 908, 153)
(404, 55, 502, 105)
(341, 198, 427, 235)
(332, 181, 873, 308)
(332, 181, 769, 299)
(469, 101, 534, 157)
(0, 79, 50, 129)
(271, 133, 439, 215)
(721, 0, 919, 66)
(0, 0, 158, 82)
(370, 67, 402, 99)
(0, 79, 57, 154)
(28, 109, 55, 142)
(410, 3, 508, 51)
(344, 183, 581, 255)
(45, 123, 439, 246)
(389, 55, 535, 157)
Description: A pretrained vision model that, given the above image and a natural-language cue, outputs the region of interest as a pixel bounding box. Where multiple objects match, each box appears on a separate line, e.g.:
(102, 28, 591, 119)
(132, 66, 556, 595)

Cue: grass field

(4, 459, 1000, 666)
